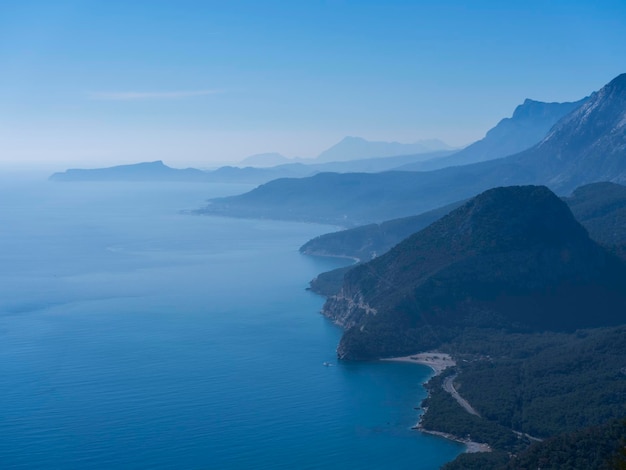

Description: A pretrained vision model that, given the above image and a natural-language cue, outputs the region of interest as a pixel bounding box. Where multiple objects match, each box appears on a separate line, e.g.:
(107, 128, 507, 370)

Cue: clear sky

(1, 0, 625, 169)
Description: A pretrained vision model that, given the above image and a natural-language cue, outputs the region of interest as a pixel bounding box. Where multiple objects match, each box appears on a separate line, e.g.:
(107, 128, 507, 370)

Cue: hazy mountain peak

(396, 96, 588, 172)
(315, 136, 451, 162)
(520, 73, 626, 190)
(239, 152, 292, 168)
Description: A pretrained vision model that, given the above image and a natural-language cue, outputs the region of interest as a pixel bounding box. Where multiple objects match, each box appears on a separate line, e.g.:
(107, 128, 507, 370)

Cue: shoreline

(381, 352, 492, 454)
(416, 426, 492, 453)
(302, 250, 361, 263)
(380, 351, 456, 375)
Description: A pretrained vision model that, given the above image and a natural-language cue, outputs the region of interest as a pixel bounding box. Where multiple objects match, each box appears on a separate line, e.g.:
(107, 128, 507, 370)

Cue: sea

(0, 175, 463, 469)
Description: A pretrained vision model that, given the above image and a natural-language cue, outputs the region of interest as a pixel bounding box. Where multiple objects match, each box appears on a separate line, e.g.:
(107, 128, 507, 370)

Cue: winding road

(442, 374, 481, 417)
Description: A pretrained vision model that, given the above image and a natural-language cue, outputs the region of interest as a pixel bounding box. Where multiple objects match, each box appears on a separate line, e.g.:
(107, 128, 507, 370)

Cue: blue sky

(1, 0, 625, 169)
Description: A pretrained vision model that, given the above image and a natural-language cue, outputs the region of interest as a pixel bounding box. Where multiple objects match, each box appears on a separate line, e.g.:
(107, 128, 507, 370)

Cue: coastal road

(443, 374, 481, 417)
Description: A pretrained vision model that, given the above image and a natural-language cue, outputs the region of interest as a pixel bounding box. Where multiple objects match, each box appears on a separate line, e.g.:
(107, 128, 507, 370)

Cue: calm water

(0, 176, 462, 469)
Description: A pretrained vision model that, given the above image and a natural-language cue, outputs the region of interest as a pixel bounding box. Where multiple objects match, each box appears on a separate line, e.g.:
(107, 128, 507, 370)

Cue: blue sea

(0, 176, 463, 469)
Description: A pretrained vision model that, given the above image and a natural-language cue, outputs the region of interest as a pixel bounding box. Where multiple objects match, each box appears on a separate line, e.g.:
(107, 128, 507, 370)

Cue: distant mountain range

(238, 137, 454, 167)
(202, 73, 626, 225)
(50, 135, 458, 184)
(322, 185, 626, 360)
(314, 136, 453, 162)
(50, 150, 455, 184)
(239, 152, 294, 167)
(50, 89, 594, 188)
(399, 97, 588, 171)
(49, 160, 208, 182)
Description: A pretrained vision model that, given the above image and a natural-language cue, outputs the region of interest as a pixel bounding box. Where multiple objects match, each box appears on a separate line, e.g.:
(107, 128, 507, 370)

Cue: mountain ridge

(322, 185, 626, 360)
(201, 73, 626, 225)
(399, 97, 588, 171)
(315, 136, 453, 162)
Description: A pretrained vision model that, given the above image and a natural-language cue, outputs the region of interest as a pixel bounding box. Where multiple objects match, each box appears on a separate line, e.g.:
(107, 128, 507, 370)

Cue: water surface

(0, 177, 462, 469)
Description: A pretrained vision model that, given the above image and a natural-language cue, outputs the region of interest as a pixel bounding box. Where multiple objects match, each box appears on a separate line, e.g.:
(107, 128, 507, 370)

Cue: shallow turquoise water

(0, 177, 462, 469)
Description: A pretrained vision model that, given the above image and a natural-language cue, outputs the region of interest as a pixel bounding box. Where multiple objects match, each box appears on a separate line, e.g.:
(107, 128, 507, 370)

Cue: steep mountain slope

(508, 73, 626, 192)
(201, 73, 626, 225)
(322, 185, 626, 360)
(301, 181, 626, 263)
(399, 97, 587, 171)
(564, 181, 626, 246)
(300, 200, 465, 260)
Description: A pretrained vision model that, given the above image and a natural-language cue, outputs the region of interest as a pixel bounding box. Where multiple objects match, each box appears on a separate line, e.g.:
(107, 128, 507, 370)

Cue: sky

(1, 0, 625, 170)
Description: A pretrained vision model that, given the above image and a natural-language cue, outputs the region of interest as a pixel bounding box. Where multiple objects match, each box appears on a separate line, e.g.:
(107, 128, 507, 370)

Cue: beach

(381, 352, 456, 375)
(382, 352, 492, 454)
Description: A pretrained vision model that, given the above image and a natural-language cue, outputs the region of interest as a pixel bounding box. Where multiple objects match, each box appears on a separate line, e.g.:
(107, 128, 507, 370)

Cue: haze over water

(0, 177, 462, 469)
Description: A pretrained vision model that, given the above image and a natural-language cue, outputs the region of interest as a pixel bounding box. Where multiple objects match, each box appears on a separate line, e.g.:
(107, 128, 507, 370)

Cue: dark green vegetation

(443, 328, 626, 437)
(300, 200, 464, 261)
(308, 183, 626, 470)
(419, 327, 626, 469)
(420, 371, 524, 451)
(323, 185, 626, 360)
(308, 265, 354, 297)
(565, 182, 626, 247)
(202, 74, 626, 226)
(503, 418, 626, 470)
(301, 181, 626, 273)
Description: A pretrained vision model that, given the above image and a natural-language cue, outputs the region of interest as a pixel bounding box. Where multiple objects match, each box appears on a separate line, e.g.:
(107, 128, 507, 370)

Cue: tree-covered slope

(300, 200, 465, 261)
(322, 185, 626, 360)
(565, 181, 626, 247)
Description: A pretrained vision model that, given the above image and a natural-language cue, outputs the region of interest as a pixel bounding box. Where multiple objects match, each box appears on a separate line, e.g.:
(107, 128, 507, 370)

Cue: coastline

(380, 352, 456, 375)
(381, 352, 492, 454)
(302, 250, 361, 263)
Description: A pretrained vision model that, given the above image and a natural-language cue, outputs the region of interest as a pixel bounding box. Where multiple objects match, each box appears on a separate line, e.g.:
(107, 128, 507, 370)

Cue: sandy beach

(382, 352, 492, 454)
(381, 352, 456, 375)
(418, 428, 492, 453)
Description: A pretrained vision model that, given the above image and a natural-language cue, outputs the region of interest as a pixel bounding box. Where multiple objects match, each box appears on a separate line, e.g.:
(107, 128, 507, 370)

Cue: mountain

(315, 136, 453, 162)
(227, 149, 455, 181)
(300, 200, 465, 261)
(398, 97, 588, 171)
(300, 181, 626, 263)
(507, 73, 626, 192)
(302, 181, 626, 304)
(49, 150, 456, 186)
(322, 185, 626, 360)
(564, 181, 626, 247)
(201, 73, 626, 225)
(49, 160, 209, 182)
(239, 152, 293, 167)
(199, 170, 476, 225)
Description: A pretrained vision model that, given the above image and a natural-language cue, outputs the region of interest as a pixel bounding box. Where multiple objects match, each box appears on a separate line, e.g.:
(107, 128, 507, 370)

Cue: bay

(0, 176, 463, 469)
